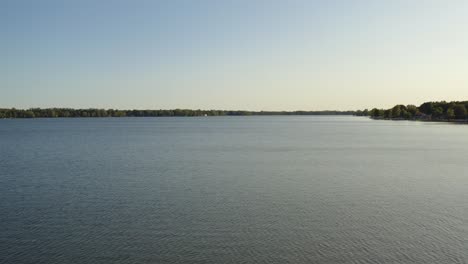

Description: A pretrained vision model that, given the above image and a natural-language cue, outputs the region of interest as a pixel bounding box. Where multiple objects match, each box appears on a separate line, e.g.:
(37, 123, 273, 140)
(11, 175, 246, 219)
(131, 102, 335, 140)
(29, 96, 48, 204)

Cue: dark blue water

(1, 116, 467, 263)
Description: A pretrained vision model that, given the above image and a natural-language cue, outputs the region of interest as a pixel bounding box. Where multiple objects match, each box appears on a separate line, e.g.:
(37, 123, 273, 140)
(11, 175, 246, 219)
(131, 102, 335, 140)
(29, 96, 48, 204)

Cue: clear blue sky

(2, 0, 468, 110)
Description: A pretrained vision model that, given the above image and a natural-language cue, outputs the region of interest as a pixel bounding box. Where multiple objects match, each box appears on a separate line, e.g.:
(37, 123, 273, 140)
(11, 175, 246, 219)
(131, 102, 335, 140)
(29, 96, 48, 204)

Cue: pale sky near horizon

(2, 0, 468, 111)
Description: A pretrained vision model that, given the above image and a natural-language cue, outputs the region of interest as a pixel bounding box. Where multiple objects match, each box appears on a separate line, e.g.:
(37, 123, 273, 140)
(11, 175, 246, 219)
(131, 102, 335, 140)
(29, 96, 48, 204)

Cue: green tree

(401, 110, 411, 119)
(24, 111, 35, 118)
(446, 108, 455, 119)
(419, 102, 434, 115)
(432, 107, 444, 119)
(370, 108, 383, 118)
(453, 104, 467, 119)
(384, 109, 392, 119)
(391, 105, 401, 118)
(407, 105, 418, 116)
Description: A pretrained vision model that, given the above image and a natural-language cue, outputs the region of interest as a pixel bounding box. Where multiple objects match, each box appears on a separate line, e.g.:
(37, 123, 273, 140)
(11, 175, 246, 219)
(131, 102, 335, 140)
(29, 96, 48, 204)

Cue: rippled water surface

(1, 116, 467, 263)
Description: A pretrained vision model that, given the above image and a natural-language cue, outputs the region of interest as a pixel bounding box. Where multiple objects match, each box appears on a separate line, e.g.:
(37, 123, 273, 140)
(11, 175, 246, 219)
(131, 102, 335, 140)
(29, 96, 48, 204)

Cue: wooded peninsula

(356, 100, 468, 122)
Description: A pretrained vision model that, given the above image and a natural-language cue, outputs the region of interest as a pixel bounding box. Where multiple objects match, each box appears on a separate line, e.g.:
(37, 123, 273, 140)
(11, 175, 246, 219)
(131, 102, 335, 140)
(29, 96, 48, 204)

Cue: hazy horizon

(2, 0, 468, 111)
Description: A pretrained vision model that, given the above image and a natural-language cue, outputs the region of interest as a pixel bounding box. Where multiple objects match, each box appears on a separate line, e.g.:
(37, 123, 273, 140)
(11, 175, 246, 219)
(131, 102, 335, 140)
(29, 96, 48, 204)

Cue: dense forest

(356, 101, 468, 121)
(0, 108, 356, 118)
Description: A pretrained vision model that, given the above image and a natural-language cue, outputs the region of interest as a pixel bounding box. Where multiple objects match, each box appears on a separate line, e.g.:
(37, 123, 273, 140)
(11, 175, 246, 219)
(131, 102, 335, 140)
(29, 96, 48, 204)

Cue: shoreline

(370, 117, 468, 124)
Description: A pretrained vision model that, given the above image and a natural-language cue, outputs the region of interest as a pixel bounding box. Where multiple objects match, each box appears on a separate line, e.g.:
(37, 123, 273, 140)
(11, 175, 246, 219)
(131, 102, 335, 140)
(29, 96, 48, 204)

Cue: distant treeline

(356, 101, 468, 121)
(0, 108, 356, 118)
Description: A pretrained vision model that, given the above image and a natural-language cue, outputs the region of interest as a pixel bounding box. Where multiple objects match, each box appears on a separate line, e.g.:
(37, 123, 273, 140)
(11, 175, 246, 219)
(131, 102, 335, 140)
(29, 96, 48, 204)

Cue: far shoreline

(0, 108, 356, 119)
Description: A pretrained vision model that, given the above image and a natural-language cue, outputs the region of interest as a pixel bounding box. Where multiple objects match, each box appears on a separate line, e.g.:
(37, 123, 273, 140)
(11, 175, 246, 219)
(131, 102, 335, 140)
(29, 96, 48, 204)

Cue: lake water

(1, 116, 467, 263)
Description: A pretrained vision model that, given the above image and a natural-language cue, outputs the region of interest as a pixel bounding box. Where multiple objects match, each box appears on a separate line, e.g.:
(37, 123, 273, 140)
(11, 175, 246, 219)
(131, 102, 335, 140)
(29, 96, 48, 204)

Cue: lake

(1, 116, 467, 263)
